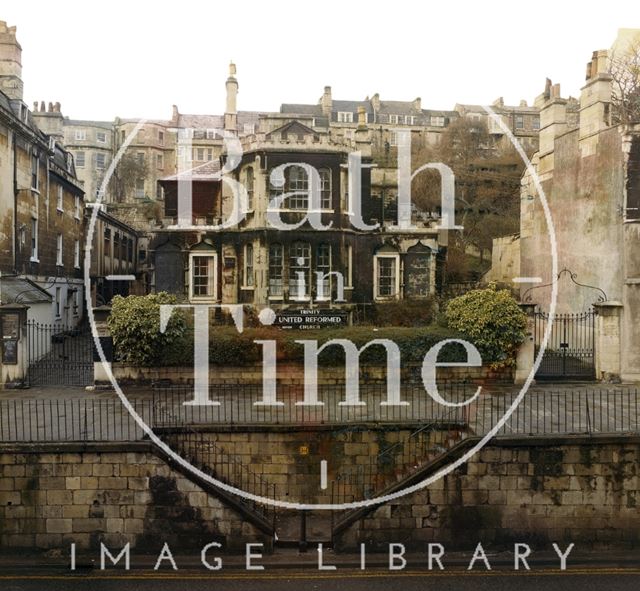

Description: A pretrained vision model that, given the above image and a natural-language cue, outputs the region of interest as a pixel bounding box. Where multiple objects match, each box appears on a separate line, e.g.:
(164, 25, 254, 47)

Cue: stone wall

(171, 426, 463, 505)
(0, 443, 271, 552)
(112, 362, 513, 386)
(335, 435, 640, 551)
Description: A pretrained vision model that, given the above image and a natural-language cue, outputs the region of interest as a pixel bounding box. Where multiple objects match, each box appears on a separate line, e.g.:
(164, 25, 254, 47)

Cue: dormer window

(337, 112, 354, 123)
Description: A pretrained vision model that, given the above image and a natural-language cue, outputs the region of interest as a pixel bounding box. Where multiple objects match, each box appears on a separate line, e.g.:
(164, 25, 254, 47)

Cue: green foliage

(109, 294, 473, 368)
(445, 284, 526, 368)
(108, 293, 188, 366)
(371, 298, 437, 327)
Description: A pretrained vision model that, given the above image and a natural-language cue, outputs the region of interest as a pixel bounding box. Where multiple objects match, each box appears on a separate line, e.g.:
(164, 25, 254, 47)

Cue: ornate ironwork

(522, 268, 607, 304)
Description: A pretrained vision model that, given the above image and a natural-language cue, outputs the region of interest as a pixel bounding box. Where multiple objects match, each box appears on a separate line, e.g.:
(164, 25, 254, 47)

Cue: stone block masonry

(0, 443, 271, 552)
(2, 435, 640, 554)
(334, 435, 640, 551)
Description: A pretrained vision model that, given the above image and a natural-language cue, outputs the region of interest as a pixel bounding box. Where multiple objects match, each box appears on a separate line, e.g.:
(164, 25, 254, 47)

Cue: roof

(177, 111, 265, 132)
(64, 119, 113, 129)
(280, 103, 322, 115)
(378, 100, 419, 115)
(333, 100, 373, 114)
(0, 277, 52, 305)
(160, 159, 222, 182)
(266, 120, 317, 139)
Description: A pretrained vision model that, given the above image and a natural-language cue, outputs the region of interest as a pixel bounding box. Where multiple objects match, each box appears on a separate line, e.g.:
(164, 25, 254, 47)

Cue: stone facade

(515, 29, 640, 380)
(0, 22, 85, 327)
(0, 444, 270, 552)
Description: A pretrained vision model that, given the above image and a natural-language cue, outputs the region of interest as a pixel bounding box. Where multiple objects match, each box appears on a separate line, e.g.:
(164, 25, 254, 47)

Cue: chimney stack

(0, 21, 23, 100)
(224, 62, 238, 132)
(320, 86, 332, 116)
(31, 99, 64, 140)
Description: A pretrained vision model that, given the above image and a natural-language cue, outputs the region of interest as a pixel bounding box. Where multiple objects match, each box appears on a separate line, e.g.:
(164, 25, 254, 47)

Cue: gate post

(92, 305, 113, 386)
(514, 302, 536, 385)
(593, 301, 623, 382)
(0, 304, 30, 387)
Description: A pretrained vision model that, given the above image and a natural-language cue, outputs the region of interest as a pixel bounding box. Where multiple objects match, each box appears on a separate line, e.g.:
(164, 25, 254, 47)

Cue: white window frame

(54, 287, 62, 319)
(316, 243, 332, 301)
(56, 234, 63, 267)
(96, 153, 106, 170)
(346, 244, 353, 289)
(189, 252, 218, 302)
(337, 111, 354, 123)
(319, 168, 332, 209)
(289, 242, 311, 301)
(96, 131, 107, 143)
(515, 115, 525, 130)
(156, 153, 164, 169)
(30, 217, 39, 262)
(72, 290, 80, 317)
(56, 184, 64, 212)
(242, 243, 254, 289)
(75, 129, 86, 141)
(74, 195, 81, 220)
(374, 253, 401, 300)
(158, 130, 165, 145)
(245, 166, 254, 211)
(268, 243, 284, 300)
(389, 114, 399, 124)
(430, 116, 445, 127)
(135, 179, 145, 199)
(75, 151, 85, 168)
(74, 239, 80, 268)
(31, 153, 39, 191)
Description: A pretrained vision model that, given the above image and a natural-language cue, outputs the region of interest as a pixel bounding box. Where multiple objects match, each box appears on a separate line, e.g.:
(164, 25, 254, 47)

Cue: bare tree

(412, 118, 523, 281)
(610, 42, 640, 125)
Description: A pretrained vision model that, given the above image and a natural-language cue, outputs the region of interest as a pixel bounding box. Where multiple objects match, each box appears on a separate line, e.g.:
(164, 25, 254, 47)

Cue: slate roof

(280, 103, 322, 115)
(266, 120, 317, 139)
(160, 159, 222, 182)
(0, 277, 52, 305)
(65, 119, 113, 129)
(378, 100, 420, 115)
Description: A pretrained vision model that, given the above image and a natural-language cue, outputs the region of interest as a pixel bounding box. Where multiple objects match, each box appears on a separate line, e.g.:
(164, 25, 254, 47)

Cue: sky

(2, 0, 639, 122)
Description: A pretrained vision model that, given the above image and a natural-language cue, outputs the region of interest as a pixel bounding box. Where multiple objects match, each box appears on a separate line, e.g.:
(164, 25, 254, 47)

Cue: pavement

(0, 549, 640, 590)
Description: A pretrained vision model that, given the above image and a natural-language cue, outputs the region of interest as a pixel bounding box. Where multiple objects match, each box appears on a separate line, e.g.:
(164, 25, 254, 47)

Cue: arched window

(404, 243, 432, 298)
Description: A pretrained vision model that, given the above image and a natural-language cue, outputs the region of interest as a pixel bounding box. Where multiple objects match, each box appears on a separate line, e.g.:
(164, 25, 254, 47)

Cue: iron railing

(1, 386, 639, 443)
(150, 382, 475, 427)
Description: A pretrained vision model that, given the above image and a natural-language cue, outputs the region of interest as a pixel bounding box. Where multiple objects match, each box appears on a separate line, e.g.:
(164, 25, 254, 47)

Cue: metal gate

(26, 322, 94, 386)
(533, 309, 596, 380)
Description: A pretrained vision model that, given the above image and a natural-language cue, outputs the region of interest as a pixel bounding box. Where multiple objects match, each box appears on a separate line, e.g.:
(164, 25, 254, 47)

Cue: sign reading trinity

(275, 309, 349, 330)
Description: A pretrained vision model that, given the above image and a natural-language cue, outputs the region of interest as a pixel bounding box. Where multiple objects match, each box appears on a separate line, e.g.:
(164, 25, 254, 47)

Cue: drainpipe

(12, 129, 18, 274)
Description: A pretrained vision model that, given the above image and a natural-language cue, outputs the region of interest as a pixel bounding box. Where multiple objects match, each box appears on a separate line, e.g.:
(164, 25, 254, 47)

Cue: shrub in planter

(445, 284, 526, 368)
(108, 293, 190, 366)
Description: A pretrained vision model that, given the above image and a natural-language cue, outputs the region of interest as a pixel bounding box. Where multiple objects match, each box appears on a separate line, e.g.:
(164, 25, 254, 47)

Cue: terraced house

(0, 21, 84, 329)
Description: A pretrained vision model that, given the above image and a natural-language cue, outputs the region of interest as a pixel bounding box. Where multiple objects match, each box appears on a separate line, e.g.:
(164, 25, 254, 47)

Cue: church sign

(274, 309, 348, 330)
